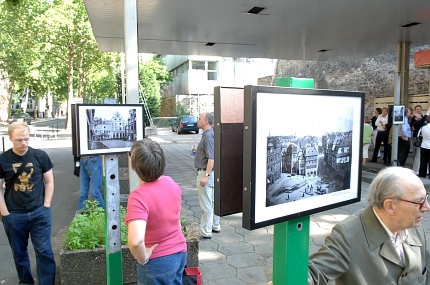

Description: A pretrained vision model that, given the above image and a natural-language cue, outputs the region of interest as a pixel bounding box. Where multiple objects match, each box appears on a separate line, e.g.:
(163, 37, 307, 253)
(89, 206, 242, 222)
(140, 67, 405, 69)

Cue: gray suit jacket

(308, 206, 430, 285)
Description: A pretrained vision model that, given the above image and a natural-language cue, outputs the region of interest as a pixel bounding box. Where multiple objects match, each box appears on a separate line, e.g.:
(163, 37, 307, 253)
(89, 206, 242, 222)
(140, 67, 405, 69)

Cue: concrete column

(391, 42, 410, 164)
(397, 42, 410, 105)
(124, 0, 139, 191)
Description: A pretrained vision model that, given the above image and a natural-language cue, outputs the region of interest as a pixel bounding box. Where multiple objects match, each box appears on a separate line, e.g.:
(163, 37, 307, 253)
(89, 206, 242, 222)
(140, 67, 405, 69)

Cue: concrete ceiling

(83, 0, 430, 62)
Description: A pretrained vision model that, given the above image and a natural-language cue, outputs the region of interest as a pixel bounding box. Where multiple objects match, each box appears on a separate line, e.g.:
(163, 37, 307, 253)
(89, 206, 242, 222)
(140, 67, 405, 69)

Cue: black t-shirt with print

(0, 147, 53, 212)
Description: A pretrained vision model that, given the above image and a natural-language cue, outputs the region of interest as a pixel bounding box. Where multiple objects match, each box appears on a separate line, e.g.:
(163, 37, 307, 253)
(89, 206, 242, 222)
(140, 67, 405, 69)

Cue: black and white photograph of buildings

(263, 98, 354, 207)
(86, 108, 137, 150)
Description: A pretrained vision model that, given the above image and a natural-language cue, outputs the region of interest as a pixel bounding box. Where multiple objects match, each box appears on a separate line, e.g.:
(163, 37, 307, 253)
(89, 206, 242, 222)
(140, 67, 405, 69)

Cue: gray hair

(130, 138, 165, 182)
(367, 167, 414, 208)
(8, 122, 30, 136)
(204, 112, 214, 126)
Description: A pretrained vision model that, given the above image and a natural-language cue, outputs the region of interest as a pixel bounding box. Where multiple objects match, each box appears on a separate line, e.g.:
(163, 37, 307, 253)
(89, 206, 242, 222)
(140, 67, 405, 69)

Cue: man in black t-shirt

(0, 122, 56, 285)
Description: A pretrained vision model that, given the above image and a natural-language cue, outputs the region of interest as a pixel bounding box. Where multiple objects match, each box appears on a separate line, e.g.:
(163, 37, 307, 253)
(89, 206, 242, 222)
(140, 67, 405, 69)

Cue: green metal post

(272, 77, 314, 284)
(273, 217, 310, 284)
(103, 155, 123, 285)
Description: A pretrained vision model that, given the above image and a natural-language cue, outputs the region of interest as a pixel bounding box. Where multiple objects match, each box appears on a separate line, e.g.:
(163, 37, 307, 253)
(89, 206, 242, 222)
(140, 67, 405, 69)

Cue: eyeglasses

(14, 138, 30, 143)
(389, 193, 429, 210)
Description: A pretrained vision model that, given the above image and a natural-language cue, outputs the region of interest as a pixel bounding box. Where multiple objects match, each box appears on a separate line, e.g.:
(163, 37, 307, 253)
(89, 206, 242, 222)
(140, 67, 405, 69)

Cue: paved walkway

(1, 126, 430, 284)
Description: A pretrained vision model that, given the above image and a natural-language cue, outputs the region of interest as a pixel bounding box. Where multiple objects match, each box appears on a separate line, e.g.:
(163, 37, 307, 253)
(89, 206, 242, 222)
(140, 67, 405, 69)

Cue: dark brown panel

(214, 87, 244, 216)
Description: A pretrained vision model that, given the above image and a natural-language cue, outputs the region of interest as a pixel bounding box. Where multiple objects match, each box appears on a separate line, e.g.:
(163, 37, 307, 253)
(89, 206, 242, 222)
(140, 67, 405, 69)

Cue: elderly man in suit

(269, 167, 430, 285)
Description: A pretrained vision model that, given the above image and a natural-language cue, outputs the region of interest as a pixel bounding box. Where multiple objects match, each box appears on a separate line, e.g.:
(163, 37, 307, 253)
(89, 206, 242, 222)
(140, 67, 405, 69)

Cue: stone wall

(258, 45, 430, 116)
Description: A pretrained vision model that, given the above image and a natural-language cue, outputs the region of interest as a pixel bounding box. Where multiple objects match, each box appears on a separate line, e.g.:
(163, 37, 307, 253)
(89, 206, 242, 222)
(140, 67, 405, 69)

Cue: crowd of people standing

(365, 104, 430, 176)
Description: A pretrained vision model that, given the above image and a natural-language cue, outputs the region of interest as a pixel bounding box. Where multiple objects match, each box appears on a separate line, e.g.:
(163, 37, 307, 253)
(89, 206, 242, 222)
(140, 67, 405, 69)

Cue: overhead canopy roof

(83, 0, 430, 62)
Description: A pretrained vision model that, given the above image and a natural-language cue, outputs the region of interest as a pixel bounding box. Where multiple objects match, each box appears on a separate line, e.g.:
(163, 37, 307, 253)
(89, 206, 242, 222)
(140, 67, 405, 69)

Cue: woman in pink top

(125, 139, 187, 285)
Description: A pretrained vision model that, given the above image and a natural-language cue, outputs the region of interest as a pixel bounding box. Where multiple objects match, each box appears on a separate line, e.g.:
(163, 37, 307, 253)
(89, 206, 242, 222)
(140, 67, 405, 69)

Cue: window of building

(207, 61, 218, 80)
(191, 61, 205, 70)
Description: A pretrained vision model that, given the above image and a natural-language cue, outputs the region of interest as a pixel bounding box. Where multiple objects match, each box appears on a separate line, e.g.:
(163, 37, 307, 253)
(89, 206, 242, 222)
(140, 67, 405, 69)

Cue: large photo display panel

(243, 86, 364, 230)
(77, 104, 145, 156)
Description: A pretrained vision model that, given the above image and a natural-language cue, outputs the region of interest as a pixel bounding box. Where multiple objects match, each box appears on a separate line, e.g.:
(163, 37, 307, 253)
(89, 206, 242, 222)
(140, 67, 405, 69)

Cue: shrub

(64, 200, 128, 250)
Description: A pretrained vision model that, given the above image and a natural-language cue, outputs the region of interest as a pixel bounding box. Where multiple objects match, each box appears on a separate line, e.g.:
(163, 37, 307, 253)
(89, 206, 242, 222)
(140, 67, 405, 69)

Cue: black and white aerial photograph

(265, 131, 352, 207)
(252, 91, 362, 214)
(77, 104, 144, 156)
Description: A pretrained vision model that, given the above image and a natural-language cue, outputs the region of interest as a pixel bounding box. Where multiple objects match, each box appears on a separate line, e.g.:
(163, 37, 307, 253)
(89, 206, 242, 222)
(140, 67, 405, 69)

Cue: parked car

(8, 112, 31, 125)
(171, 116, 199, 134)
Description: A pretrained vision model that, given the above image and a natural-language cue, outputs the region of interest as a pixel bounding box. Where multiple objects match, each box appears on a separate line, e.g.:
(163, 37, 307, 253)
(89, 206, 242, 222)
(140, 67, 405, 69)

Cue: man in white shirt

(369, 107, 391, 164)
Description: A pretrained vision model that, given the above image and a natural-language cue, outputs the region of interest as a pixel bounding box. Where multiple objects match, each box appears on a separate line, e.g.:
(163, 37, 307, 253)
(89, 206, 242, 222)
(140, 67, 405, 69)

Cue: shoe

(212, 229, 221, 233)
(200, 235, 212, 240)
(368, 159, 377, 163)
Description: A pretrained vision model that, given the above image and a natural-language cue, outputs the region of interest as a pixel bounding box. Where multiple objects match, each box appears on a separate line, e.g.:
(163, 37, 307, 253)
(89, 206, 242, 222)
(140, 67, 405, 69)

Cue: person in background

(270, 167, 430, 285)
(419, 115, 430, 178)
(397, 107, 412, 167)
(371, 108, 382, 158)
(125, 139, 187, 284)
(412, 105, 427, 159)
(77, 155, 104, 210)
(369, 107, 391, 164)
(192, 112, 220, 239)
(362, 116, 373, 166)
(0, 122, 56, 284)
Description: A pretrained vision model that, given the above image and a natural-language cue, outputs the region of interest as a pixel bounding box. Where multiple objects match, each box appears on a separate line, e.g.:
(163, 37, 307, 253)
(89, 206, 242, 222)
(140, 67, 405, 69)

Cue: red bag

(182, 267, 202, 285)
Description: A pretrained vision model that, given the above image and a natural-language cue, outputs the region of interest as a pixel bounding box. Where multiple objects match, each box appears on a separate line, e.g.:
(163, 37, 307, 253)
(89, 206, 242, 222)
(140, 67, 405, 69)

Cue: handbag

(414, 128, 423, 147)
(182, 267, 202, 285)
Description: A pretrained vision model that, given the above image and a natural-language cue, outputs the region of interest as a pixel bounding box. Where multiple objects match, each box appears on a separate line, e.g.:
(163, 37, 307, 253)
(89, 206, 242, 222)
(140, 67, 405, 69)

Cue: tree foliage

(0, 0, 120, 127)
(139, 57, 172, 125)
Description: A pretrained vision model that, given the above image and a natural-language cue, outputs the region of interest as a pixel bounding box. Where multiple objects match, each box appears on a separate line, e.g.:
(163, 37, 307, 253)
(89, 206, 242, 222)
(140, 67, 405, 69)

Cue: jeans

(137, 251, 187, 285)
(3, 205, 56, 285)
(78, 156, 104, 210)
(196, 170, 220, 237)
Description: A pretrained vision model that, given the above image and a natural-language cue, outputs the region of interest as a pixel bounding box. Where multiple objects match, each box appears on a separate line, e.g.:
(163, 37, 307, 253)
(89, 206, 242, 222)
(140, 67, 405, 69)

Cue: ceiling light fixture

(401, 22, 421, 28)
(318, 49, 329, 52)
(247, 6, 266, 14)
(205, 42, 215, 46)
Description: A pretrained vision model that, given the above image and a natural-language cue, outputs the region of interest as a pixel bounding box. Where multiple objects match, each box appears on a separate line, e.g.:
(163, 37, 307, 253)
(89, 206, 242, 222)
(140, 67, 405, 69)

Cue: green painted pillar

(272, 77, 314, 284)
(103, 155, 123, 285)
(273, 217, 310, 284)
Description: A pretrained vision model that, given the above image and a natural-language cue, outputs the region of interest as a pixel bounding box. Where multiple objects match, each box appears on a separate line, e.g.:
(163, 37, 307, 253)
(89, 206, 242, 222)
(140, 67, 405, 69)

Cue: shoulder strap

(418, 127, 423, 137)
(11, 148, 34, 183)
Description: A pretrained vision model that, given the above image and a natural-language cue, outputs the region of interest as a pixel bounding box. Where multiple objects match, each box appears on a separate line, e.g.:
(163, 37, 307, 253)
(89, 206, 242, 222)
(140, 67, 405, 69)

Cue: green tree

(0, 0, 121, 127)
(139, 57, 172, 125)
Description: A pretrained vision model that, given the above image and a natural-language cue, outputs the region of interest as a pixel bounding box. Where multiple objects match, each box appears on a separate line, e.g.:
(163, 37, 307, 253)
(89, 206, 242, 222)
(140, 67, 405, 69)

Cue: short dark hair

(375, 108, 382, 115)
(130, 139, 165, 182)
(415, 105, 422, 110)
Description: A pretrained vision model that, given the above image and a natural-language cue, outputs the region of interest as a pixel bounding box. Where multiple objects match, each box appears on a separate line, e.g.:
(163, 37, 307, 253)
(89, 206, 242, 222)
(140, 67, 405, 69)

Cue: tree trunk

(22, 87, 29, 113)
(77, 50, 84, 102)
(66, 43, 74, 130)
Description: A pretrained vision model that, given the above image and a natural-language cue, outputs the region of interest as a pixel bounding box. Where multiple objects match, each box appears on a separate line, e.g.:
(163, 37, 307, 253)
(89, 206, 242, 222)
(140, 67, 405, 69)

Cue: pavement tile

(200, 263, 236, 280)
(218, 241, 254, 255)
(244, 234, 274, 246)
(254, 244, 274, 258)
(236, 266, 272, 284)
(199, 250, 227, 264)
(227, 252, 266, 268)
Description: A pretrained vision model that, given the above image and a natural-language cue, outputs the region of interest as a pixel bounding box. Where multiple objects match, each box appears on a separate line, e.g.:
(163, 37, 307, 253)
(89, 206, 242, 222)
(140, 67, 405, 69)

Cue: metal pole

(103, 155, 123, 285)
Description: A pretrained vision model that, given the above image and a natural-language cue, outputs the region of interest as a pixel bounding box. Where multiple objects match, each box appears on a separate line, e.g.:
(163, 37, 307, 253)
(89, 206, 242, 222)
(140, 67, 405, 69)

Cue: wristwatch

(205, 173, 210, 177)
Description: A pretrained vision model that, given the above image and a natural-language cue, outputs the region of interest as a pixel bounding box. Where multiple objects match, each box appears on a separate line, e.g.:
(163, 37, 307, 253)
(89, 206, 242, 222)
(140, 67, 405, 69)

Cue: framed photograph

(77, 104, 144, 156)
(392, 105, 405, 125)
(242, 85, 364, 230)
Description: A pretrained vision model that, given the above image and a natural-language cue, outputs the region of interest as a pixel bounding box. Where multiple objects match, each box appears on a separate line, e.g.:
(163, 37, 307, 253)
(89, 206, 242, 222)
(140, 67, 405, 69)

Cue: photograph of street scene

(85, 107, 138, 151)
(266, 131, 352, 207)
